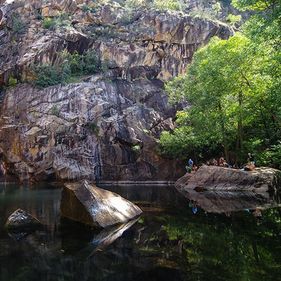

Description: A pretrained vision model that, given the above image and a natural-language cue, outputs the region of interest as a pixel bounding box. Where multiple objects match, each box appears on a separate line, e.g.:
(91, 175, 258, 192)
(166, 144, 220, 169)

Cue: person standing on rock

(186, 158, 194, 173)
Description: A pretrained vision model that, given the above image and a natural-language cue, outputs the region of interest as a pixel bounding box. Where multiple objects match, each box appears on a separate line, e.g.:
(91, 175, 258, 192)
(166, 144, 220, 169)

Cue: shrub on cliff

(42, 18, 56, 30)
(153, 0, 181, 11)
(11, 14, 26, 34)
(33, 63, 70, 88)
(62, 50, 101, 76)
(33, 50, 101, 88)
(42, 14, 71, 30)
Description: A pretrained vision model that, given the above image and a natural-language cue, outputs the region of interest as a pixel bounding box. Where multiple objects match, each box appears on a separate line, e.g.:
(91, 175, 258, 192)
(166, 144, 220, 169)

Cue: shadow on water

(0, 182, 280, 281)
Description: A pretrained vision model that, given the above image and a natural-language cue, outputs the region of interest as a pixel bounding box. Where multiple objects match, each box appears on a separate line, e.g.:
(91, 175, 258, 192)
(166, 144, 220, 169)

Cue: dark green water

(0, 182, 280, 281)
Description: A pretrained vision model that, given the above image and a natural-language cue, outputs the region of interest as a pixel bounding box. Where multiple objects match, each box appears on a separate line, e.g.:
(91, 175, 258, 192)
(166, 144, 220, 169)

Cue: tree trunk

(236, 92, 243, 163)
(218, 102, 229, 162)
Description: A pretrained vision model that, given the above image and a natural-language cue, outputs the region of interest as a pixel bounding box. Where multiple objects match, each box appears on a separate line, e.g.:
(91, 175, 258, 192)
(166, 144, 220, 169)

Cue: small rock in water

(5, 209, 42, 230)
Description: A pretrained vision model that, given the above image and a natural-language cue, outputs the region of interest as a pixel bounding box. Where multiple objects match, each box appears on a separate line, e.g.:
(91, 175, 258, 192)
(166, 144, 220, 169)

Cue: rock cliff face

(0, 0, 233, 182)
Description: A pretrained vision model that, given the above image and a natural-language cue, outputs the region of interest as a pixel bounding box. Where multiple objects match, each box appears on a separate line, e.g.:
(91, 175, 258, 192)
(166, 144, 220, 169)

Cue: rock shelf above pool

(175, 165, 281, 193)
(61, 180, 142, 228)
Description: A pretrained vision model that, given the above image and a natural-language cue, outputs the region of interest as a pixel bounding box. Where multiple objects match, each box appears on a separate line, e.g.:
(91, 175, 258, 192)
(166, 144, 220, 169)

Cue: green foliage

(124, 0, 147, 9)
(50, 105, 60, 117)
(81, 5, 91, 13)
(123, 0, 182, 11)
(83, 51, 101, 74)
(62, 50, 101, 76)
(33, 64, 69, 88)
(86, 122, 99, 136)
(212, 2, 222, 14)
(162, 209, 281, 281)
(42, 14, 71, 30)
(153, 0, 181, 11)
(226, 13, 242, 25)
(256, 143, 281, 169)
(160, 1, 281, 165)
(42, 17, 56, 29)
(159, 113, 221, 160)
(33, 50, 101, 88)
(11, 15, 26, 34)
(232, 0, 276, 11)
(7, 76, 18, 87)
(132, 144, 141, 152)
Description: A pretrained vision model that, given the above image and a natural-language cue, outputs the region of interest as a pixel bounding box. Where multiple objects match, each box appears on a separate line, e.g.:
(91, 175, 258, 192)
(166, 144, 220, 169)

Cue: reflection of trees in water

(163, 208, 281, 281)
(0, 185, 280, 281)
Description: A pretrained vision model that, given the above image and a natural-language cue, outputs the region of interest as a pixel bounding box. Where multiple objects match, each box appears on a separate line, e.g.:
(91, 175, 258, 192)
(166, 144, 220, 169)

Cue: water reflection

(0, 183, 280, 281)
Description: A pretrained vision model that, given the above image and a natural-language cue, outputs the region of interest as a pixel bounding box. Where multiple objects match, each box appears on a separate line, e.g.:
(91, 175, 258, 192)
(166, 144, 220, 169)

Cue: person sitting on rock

(193, 165, 198, 172)
(245, 153, 256, 171)
(247, 153, 255, 165)
(212, 158, 218, 166)
(219, 157, 225, 166)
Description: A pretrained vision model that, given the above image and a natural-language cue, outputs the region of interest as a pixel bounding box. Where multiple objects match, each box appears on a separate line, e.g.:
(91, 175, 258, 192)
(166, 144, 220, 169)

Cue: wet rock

(5, 208, 42, 230)
(175, 165, 281, 193)
(61, 180, 142, 228)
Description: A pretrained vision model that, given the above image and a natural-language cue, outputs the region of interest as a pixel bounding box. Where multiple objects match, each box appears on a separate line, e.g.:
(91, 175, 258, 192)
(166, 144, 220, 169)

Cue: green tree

(160, 0, 281, 166)
(165, 34, 273, 162)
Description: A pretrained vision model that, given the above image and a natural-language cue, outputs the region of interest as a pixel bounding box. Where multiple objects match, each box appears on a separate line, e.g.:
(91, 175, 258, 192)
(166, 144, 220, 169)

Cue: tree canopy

(160, 0, 281, 167)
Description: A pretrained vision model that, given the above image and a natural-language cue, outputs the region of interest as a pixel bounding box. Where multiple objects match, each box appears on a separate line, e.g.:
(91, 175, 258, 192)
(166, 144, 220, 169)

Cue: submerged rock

(175, 165, 281, 193)
(61, 180, 142, 228)
(5, 208, 42, 230)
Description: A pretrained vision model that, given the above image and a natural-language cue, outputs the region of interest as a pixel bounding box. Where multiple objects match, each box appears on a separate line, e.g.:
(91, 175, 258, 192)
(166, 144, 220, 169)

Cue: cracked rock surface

(0, 0, 233, 182)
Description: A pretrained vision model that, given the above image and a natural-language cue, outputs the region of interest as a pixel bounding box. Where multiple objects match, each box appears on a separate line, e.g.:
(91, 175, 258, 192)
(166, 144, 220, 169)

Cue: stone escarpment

(0, 0, 233, 182)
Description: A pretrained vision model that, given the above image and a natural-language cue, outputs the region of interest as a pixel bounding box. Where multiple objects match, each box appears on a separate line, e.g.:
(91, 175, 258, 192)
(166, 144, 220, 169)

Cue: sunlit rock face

(0, 0, 233, 181)
(61, 181, 142, 227)
(0, 79, 183, 181)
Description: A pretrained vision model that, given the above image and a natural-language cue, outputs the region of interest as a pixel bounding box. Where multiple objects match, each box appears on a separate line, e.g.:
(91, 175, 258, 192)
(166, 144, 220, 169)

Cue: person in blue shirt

(186, 158, 194, 173)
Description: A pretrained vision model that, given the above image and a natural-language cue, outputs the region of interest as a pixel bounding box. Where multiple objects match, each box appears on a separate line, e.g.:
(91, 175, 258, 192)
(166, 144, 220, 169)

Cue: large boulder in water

(175, 165, 281, 193)
(61, 180, 142, 228)
(5, 209, 42, 230)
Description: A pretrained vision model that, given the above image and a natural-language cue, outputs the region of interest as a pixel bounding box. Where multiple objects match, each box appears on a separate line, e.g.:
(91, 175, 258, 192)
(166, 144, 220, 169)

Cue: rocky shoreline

(175, 165, 281, 193)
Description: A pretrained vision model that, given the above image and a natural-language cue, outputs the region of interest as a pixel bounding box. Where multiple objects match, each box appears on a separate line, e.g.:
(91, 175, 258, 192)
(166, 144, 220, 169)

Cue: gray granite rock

(5, 208, 42, 230)
(61, 180, 142, 228)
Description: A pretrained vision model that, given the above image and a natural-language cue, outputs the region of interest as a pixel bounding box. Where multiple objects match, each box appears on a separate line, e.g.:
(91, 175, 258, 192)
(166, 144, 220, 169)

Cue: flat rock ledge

(61, 180, 142, 228)
(5, 209, 42, 230)
(175, 165, 281, 193)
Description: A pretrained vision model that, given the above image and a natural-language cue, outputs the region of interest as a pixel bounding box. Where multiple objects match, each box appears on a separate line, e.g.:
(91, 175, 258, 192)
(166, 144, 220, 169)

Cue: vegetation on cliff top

(160, 0, 281, 167)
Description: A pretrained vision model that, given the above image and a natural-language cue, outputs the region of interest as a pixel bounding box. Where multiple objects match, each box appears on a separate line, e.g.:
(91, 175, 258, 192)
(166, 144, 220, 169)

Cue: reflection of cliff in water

(0, 184, 280, 281)
(99, 185, 186, 211)
(180, 189, 281, 213)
